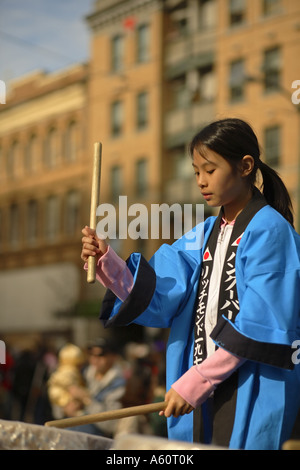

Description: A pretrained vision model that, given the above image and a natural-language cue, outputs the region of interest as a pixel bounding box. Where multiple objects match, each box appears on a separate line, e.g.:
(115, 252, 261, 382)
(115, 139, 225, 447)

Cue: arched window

(136, 24, 150, 63)
(263, 47, 281, 92)
(0, 208, 3, 250)
(64, 121, 78, 163)
(25, 134, 38, 173)
(111, 165, 123, 201)
(0, 145, 3, 182)
(64, 190, 80, 235)
(7, 140, 20, 179)
(27, 199, 38, 245)
(264, 125, 281, 167)
(44, 128, 58, 168)
(136, 92, 149, 130)
(111, 101, 123, 137)
(135, 159, 148, 197)
(45, 195, 60, 242)
(111, 34, 124, 72)
(9, 203, 20, 248)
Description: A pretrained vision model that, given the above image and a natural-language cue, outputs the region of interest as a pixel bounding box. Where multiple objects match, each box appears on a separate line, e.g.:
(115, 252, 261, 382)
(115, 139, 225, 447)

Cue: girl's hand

(159, 388, 194, 418)
(81, 226, 108, 263)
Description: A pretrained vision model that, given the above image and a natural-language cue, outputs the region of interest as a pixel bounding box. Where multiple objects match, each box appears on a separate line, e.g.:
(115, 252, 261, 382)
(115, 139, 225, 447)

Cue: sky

(0, 0, 94, 84)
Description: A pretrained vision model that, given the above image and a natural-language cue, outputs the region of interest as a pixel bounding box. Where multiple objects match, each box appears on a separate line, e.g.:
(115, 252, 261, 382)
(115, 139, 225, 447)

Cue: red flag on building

(123, 16, 136, 31)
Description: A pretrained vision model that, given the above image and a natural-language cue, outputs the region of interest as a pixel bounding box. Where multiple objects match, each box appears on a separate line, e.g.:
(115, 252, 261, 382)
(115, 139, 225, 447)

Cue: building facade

(161, 0, 300, 227)
(86, 0, 166, 260)
(0, 65, 93, 349)
(0, 0, 299, 349)
(216, 0, 300, 226)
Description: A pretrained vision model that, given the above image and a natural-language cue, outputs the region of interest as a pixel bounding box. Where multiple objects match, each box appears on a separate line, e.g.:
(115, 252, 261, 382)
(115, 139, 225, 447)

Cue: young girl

(81, 118, 300, 450)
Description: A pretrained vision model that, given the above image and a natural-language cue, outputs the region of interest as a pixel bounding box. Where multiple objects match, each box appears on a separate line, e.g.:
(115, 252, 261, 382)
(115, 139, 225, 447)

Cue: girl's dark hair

(189, 118, 294, 227)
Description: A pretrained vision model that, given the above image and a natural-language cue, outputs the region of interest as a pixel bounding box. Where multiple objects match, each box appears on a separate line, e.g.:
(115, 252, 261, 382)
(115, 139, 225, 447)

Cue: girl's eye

(194, 172, 200, 177)
(207, 170, 215, 174)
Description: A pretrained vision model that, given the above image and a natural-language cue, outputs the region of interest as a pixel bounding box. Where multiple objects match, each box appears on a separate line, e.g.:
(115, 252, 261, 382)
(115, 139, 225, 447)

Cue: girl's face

(192, 146, 253, 221)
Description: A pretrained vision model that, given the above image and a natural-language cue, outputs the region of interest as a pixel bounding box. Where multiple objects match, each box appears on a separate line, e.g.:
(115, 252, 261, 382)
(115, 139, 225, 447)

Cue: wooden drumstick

(87, 142, 102, 284)
(45, 401, 167, 429)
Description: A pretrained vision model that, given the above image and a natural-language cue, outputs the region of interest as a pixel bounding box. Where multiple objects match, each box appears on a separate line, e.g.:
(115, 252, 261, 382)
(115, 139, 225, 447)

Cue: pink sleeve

(171, 348, 246, 409)
(84, 246, 134, 301)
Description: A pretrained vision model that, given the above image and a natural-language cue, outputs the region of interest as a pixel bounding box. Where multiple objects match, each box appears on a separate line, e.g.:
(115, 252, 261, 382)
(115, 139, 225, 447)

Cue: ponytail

(189, 118, 294, 228)
(258, 161, 294, 227)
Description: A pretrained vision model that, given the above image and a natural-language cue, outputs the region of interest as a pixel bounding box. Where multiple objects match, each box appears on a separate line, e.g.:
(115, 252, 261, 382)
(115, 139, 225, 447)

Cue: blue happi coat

(100, 200, 300, 450)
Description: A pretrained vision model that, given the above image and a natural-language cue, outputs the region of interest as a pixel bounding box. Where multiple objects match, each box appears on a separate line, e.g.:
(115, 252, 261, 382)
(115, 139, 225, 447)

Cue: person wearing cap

(66, 337, 126, 438)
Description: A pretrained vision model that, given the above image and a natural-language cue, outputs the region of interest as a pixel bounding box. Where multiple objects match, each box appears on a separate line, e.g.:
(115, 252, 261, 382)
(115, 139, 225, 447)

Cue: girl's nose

(197, 175, 207, 188)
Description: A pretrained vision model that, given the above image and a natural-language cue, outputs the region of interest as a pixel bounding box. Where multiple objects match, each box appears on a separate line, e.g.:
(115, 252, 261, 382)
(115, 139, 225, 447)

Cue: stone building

(0, 0, 299, 350)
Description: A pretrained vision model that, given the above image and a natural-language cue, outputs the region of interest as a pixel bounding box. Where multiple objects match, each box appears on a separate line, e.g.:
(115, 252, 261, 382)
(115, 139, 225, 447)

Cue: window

(170, 6, 188, 37)
(64, 121, 77, 163)
(0, 209, 3, 250)
(111, 101, 123, 137)
(263, 0, 281, 16)
(136, 92, 149, 130)
(9, 203, 19, 249)
(172, 76, 189, 108)
(111, 35, 124, 72)
(44, 128, 58, 168)
(0, 146, 2, 181)
(111, 166, 122, 201)
(45, 195, 60, 242)
(65, 190, 80, 236)
(263, 47, 281, 92)
(137, 24, 150, 63)
(174, 146, 191, 179)
(25, 134, 38, 173)
(27, 199, 38, 245)
(135, 159, 148, 197)
(229, 59, 245, 102)
(229, 0, 246, 26)
(264, 126, 280, 167)
(7, 141, 19, 179)
(198, 65, 216, 102)
(198, 0, 217, 29)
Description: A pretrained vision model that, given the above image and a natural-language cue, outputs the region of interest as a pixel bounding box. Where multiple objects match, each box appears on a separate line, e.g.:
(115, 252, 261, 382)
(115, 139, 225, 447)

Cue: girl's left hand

(159, 388, 194, 418)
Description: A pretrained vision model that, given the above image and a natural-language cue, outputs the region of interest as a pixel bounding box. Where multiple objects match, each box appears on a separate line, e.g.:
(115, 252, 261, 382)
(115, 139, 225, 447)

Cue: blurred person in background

(114, 339, 168, 438)
(47, 343, 89, 420)
(0, 346, 15, 420)
(114, 341, 154, 438)
(10, 348, 36, 422)
(66, 337, 126, 439)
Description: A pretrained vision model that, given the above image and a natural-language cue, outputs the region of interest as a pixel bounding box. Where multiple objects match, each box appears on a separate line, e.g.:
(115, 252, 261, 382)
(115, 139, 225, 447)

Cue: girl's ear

(240, 155, 254, 177)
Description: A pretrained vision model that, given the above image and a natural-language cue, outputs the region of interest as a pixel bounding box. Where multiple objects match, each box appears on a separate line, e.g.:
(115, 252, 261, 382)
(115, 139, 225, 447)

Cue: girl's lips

(202, 193, 212, 200)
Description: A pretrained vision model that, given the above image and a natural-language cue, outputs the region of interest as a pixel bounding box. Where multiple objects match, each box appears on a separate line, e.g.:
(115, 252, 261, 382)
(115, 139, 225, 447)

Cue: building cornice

(86, 0, 164, 32)
(1, 63, 88, 111)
